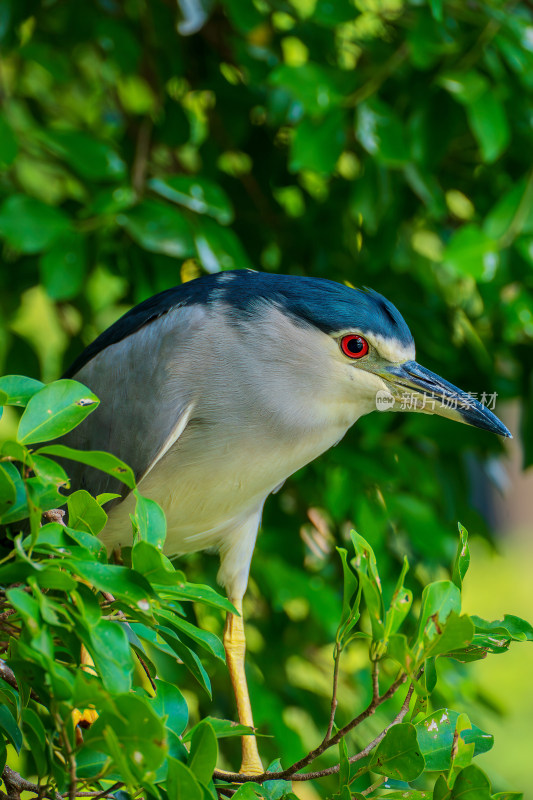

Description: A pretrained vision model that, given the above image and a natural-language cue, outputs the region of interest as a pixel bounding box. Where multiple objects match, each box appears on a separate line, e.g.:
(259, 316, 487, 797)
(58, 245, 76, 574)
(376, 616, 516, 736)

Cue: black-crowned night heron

(63, 270, 510, 774)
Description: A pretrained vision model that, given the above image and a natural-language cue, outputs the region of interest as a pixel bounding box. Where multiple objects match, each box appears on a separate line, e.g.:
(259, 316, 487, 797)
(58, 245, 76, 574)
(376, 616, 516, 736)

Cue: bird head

(223, 272, 511, 439)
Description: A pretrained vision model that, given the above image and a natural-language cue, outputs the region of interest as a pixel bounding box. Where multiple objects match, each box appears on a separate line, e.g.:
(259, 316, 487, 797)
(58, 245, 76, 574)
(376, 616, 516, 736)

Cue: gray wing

(62, 304, 206, 498)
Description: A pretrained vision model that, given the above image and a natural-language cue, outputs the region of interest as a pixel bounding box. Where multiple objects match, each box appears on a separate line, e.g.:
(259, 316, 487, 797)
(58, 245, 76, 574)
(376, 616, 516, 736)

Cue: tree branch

(213, 670, 410, 784)
(0, 658, 40, 703)
(1, 767, 62, 800)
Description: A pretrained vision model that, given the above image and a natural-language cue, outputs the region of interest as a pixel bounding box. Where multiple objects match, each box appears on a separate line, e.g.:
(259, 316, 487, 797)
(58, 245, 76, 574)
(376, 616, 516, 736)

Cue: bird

(62, 269, 511, 775)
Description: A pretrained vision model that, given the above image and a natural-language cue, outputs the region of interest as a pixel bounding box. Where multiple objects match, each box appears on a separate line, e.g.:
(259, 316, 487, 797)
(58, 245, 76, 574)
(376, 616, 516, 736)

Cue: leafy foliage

(0, 377, 530, 798)
(1, 0, 532, 797)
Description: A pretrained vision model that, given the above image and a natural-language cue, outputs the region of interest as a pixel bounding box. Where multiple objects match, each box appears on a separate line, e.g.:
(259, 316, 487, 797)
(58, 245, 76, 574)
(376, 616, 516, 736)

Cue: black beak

(382, 360, 512, 439)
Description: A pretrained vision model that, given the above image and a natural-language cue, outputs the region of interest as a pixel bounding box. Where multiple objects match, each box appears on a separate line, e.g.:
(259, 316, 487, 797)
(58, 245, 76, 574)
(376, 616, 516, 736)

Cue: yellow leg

(224, 599, 263, 775)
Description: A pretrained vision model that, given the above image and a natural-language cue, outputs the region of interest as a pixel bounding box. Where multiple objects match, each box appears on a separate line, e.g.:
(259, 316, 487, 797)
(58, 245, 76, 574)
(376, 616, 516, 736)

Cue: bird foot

(239, 757, 264, 776)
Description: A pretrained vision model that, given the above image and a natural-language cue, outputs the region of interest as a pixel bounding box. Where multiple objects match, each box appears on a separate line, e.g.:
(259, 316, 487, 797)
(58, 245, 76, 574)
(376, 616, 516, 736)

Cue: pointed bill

(376, 360, 511, 438)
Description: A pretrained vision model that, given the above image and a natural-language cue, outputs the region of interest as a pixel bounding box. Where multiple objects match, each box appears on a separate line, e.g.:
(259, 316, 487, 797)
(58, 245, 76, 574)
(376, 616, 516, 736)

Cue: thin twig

(63, 783, 124, 799)
(54, 714, 76, 800)
(213, 671, 409, 784)
(290, 680, 416, 781)
(324, 645, 341, 741)
(361, 776, 387, 796)
(371, 659, 380, 701)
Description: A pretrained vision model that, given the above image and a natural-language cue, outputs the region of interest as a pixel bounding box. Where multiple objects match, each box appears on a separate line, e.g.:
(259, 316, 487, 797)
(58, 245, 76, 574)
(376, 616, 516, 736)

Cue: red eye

(341, 335, 369, 359)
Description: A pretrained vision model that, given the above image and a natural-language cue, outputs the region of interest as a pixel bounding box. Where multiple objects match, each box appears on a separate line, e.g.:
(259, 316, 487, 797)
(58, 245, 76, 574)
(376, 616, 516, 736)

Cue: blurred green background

(1, 0, 532, 795)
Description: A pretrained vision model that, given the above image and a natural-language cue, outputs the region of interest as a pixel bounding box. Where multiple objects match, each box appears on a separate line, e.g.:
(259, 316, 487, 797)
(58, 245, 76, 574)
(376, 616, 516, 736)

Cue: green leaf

(117, 76, 157, 115)
(450, 764, 492, 799)
(434, 774, 451, 800)
(0, 461, 28, 524)
(44, 129, 126, 181)
(86, 618, 135, 693)
(428, 0, 443, 22)
(149, 176, 234, 224)
(469, 613, 533, 655)
(336, 546, 360, 648)
(350, 531, 384, 640)
(466, 91, 510, 163)
(31, 521, 104, 560)
(438, 72, 489, 105)
(151, 679, 189, 735)
(443, 225, 498, 281)
(0, 462, 17, 517)
(156, 607, 225, 661)
(452, 713, 475, 771)
(183, 717, 253, 742)
(0, 375, 45, 406)
(452, 524, 470, 590)
(337, 547, 358, 624)
(84, 694, 167, 778)
(130, 624, 186, 685)
(263, 758, 292, 799)
(492, 794, 524, 800)
(387, 633, 417, 676)
(117, 199, 195, 257)
(163, 582, 237, 613)
(269, 63, 347, 116)
(414, 580, 461, 645)
(290, 111, 346, 175)
(384, 556, 412, 639)
(36, 444, 135, 488)
(17, 380, 99, 444)
(132, 492, 167, 548)
(166, 758, 203, 800)
(6, 587, 42, 640)
(0, 705, 22, 753)
(132, 541, 181, 584)
(231, 784, 265, 800)
(22, 708, 47, 777)
(484, 175, 533, 240)
(339, 735, 349, 791)
(422, 611, 474, 660)
(40, 232, 86, 300)
(194, 217, 252, 272)
(69, 561, 154, 607)
(68, 490, 108, 535)
(157, 627, 212, 695)
(356, 100, 410, 167)
(0, 194, 70, 253)
(188, 720, 218, 784)
(370, 723, 425, 781)
(415, 709, 493, 771)
(30, 455, 69, 488)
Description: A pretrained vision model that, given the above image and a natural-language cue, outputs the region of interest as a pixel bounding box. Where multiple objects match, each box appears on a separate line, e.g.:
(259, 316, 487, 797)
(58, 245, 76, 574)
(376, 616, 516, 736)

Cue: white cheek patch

(371, 333, 415, 364)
